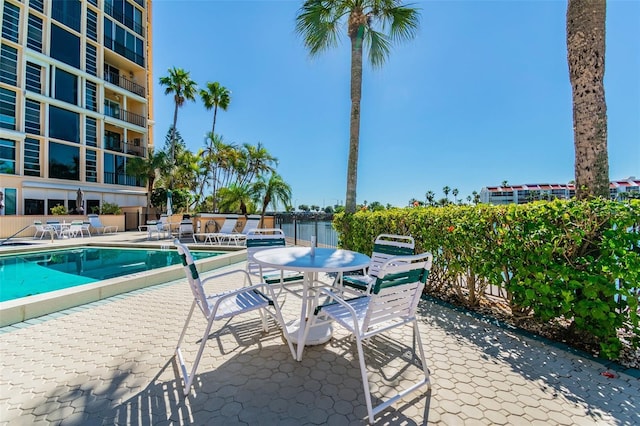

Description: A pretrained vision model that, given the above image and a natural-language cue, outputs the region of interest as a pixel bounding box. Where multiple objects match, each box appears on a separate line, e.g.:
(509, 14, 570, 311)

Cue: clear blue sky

(152, 0, 639, 209)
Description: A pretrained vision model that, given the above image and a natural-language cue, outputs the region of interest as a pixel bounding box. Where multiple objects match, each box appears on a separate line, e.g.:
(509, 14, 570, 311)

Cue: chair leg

(354, 334, 376, 424)
(412, 320, 430, 383)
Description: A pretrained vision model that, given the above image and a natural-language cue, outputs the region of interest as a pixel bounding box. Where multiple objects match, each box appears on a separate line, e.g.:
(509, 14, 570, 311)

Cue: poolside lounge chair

(224, 217, 261, 245)
(177, 219, 194, 239)
(193, 217, 238, 245)
(173, 240, 294, 395)
(246, 229, 304, 297)
(60, 220, 91, 238)
(33, 221, 55, 239)
(301, 252, 433, 424)
(147, 221, 170, 240)
(87, 214, 118, 234)
(341, 234, 415, 293)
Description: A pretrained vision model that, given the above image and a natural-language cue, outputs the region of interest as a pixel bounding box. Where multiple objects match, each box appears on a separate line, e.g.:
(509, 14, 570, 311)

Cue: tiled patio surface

(1, 233, 639, 425)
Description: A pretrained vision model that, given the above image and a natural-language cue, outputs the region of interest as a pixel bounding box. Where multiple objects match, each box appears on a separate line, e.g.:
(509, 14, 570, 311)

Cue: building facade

(480, 178, 640, 205)
(0, 0, 153, 216)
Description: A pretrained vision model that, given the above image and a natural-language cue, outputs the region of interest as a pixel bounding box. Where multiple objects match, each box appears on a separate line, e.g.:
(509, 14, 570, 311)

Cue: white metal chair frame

(60, 220, 91, 238)
(302, 252, 433, 424)
(33, 221, 55, 239)
(342, 234, 415, 293)
(178, 220, 195, 239)
(174, 240, 294, 395)
(193, 217, 237, 245)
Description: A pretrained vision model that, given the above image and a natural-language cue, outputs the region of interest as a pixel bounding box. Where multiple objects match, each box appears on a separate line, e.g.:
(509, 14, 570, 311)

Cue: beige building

(0, 0, 154, 220)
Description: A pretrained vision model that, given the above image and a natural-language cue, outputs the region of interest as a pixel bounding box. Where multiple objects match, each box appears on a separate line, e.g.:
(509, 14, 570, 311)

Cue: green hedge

(334, 199, 640, 359)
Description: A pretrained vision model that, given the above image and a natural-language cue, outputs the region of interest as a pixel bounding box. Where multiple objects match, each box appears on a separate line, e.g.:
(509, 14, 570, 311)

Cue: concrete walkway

(1, 237, 639, 425)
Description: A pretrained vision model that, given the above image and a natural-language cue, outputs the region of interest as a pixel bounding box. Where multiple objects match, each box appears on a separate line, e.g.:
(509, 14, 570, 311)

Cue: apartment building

(480, 178, 640, 205)
(0, 0, 153, 216)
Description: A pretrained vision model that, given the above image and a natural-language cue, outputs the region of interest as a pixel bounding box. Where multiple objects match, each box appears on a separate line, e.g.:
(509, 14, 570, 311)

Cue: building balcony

(104, 3, 145, 36)
(104, 36, 145, 67)
(104, 104, 146, 128)
(105, 71, 145, 97)
(104, 139, 147, 158)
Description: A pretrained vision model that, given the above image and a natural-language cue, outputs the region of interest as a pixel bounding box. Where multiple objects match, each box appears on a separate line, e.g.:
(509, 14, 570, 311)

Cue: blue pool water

(0, 247, 220, 302)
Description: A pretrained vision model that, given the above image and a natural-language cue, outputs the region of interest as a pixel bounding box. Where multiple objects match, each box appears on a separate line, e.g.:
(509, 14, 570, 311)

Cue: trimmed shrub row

(334, 199, 640, 359)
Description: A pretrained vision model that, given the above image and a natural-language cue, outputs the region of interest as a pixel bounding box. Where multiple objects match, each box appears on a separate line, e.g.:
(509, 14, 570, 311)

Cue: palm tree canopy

(159, 67, 198, 107)
(200, 82, 231, 112)
(295, 0, 420, 68)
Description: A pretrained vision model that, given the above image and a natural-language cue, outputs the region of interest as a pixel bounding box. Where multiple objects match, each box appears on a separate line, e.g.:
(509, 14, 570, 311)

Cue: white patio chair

(341, 234, 415, 293)
(209, 217, 239, 245)
(173, 240, 294, 395)
(33, 221, 55, 239)
(87, 214, 118, 234)
(60, 220, 89, 238)
(178, 219, 194, 239)
(245, 228, 304, 297)
(301, 252, 433, 424)
(147, 221, 169, 240)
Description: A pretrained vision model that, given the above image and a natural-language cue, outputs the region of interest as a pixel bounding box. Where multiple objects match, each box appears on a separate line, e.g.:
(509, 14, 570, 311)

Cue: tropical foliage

(295, 0, 420, 213)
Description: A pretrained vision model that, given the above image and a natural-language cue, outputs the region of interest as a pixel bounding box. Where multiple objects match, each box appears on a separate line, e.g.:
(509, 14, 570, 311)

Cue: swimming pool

(0, 246, 220, 302)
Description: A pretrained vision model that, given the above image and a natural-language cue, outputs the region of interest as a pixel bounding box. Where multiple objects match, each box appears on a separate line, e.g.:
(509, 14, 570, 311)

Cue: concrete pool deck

(1, 231, 639, 424)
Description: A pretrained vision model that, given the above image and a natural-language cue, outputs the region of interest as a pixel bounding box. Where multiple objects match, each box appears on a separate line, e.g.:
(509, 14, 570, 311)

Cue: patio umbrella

(167, 190, 173, 216)
(76, 188, 84, 214)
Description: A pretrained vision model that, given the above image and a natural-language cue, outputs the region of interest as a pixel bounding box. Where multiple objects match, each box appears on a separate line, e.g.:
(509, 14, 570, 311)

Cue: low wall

(0, 215, 125, 239)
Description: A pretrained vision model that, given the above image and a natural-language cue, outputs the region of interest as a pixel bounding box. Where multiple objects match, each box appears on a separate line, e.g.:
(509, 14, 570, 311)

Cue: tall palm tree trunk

(211, 106, 218, 135)
(170, 102, 179, 164)
(345, 16, 365, 213)
(567, 0, 609, 199)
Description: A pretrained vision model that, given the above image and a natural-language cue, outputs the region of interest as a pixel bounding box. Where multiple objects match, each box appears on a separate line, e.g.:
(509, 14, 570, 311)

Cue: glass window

(51, 0, 81, 32)
(29, 0, 44, 13)
(86, 116, 97, 146)
(86, 9, 98, 41)
(49, 141, 79, 180)
(104, 17, 113, 45)
(105, 130, 121, 151)
(2, 2, 20, 43)
(50, 24, 80, 69)
(27, 13, 43, 52)
(48, 199, 66, 214)
(0, 138, 16, 174)
(0, 44, 18, 85)
(86, 149, 97, 182)
(0, 88, 16, 130)
(25, 62, 42, 93)
(54, 68, 78, 105)
(25, 99, 41, 135)
(87, 0, 98, 7)
(86, 81, 97, 111)
(49, 106, 80, 143)
(2, 187, 17, 215)
(24, 137, 41, 177)
(86, 43, 97, 76)
(25, 198, 45, 215)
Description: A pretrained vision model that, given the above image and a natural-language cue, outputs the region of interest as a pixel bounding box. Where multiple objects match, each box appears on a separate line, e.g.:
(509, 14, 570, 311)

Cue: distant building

(480, 178, 640, 205)
(0, 0, 154, 215)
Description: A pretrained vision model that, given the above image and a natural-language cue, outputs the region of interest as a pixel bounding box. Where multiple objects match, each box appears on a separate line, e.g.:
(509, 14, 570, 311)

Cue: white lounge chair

(60, 220, 90, 238)
(173, 240, 294, 395)
(194, 217, 238, 245)
(147, 221, 170, 240)
(87, 214, 118, 234)
(178, 219, 194, 239)
(301, 252, 433, 424)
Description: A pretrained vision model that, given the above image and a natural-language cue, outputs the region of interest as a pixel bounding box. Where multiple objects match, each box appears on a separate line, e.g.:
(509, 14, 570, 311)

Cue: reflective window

(25, 99, 41, 135)
(86, 43, 97, 76)
(24, 137, 41, 177)
(0, 138, 16, 174)
(29, 0, 44, 13)
(25, 62, 42, 93)
(0, 44, 18, 85)
(27, 13, 43, 52)
(2, 2, 20, 43)
(0, 88, 16, 130)
(49, 106, 79, 143)
(25, 198, 45, 215)
(51, 0, 81, 32)
(54, 68, 78, 105)
(86, 81, 97, 111)
(86, 149, 97, 182)
(2, 187, 16, 215)
(86, 116, 97, 146)
(87, 9, 98, 41)
(50, 24, 80, 69)
(49, 142, 79, 180)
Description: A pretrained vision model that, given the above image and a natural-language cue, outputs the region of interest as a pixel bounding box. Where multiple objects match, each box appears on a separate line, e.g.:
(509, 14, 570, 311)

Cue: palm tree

(442, 186, 450, 201)
(452, 188, 459, 204)
(425, 190, 435, 206)
(200, 82, 231, 136)
(159, 67, 197, 163)
(217, 183, 254, 217)
(127, 148, 169, 220)
(567, 0, 609, 199)
(295, 1, 420, 213)
(252, 173, 292, 227)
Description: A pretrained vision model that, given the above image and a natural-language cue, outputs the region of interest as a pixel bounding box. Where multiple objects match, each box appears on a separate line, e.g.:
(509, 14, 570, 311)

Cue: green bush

(100, 202, 122, 215)
(50, 205, 67, 215)
(334, 199, 640, 360)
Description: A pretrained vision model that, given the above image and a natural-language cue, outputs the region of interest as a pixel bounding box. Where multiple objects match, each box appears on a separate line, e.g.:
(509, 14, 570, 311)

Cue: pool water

(0, 247, 220, 302)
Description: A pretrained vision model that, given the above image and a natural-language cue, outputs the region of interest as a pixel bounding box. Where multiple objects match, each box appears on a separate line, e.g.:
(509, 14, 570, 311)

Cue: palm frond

(295, 0, 346, 56)
(365, 29, 391, 68)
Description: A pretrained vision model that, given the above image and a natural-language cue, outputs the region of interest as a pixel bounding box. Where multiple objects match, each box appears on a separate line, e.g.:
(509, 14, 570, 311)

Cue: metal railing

(104, 104, 146, 127)
(104, 71, 145, 97)
(275, 214, 338, 248)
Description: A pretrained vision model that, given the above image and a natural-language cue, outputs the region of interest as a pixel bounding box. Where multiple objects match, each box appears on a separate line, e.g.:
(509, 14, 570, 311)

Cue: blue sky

(152, 0, 639, 209)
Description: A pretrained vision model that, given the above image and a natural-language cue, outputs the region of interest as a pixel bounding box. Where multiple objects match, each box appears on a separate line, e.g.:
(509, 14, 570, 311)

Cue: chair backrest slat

(368, 234, 415, 278)
(240, 218, 261, 234)
(246, 229, 286, 276)
(175, 240, 211, 317)
(218, 218, 238, 234)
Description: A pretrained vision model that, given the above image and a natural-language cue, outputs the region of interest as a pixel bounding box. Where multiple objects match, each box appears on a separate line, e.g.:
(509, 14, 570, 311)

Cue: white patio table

(252, 246, 370, 361)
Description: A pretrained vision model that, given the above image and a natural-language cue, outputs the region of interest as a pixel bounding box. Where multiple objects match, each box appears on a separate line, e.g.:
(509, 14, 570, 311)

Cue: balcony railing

(104, 104, 146, 127)
(104, 139, 147, 158)
(104, 36, 144, 67)
(104, 171, 143, 187)
(105, 71, 145, 97)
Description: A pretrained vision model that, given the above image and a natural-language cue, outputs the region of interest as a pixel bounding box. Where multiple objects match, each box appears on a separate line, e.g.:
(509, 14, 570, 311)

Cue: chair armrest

(314, 287, 361, 322)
